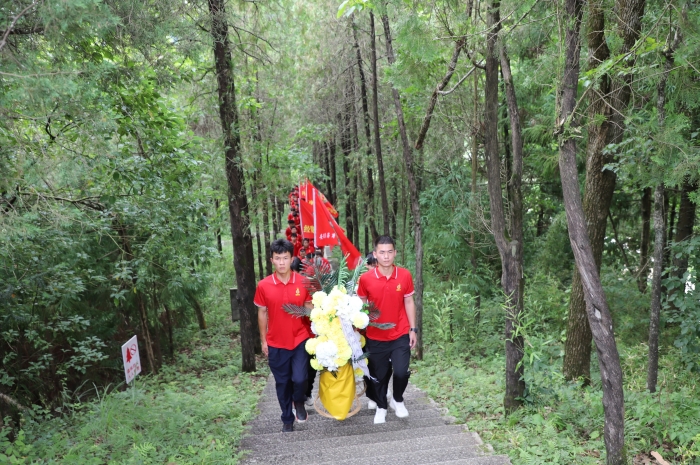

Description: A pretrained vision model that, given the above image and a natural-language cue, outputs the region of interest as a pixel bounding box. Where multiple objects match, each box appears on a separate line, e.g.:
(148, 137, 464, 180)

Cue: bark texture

(647, 185, 665, 392)
(481, 0, 526, 412)
(369, 12, 390, 235)
(638, 187, 652, 292)
(557, 0, 626, 461)
(208, 0, 257, 372)
(672, 180, 698, 279)
(352, 17, 379, 244)
(563, 0, 646, 382)
(648, 28, 679, 392)
(381, 11, 424, 359)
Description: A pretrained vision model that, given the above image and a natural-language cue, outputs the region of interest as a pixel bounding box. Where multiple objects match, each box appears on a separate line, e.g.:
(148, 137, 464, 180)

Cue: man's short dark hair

(271, 239, 293, 257)
(303, 238, 309, 244)
(291, 233, 298, 238)
(374, 235, 395, 248)
(288, 219, 295, 225)
(365, 253, 378, 266)
(315, 248, 323, 256)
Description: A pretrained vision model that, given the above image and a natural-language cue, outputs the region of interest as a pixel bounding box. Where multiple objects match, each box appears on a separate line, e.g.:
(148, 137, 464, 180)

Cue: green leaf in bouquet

(368, 322, 396, 330)
(282, 304, 311, 318)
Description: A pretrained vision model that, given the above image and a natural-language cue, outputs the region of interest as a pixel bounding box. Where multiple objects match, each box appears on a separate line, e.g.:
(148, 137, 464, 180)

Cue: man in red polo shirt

(357, 235, 417, 424)
(254, 239, 313, 432)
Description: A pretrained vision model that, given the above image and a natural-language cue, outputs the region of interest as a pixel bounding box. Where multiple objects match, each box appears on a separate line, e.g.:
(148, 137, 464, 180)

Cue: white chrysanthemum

(310, 321, 318, 335)
(315, 340, 339, 367)
(347, 295, 364, 314)
(351, 312, 369, 329)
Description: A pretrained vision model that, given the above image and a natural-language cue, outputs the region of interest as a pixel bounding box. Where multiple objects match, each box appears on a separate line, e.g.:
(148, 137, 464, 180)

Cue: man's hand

(409, 331, 417, 349)
(261, 341, 269, 357)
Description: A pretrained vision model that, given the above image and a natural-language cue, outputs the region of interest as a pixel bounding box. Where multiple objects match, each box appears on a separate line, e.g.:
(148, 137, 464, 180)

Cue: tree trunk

(352, 16, 379, 244)
(638, 187, 652, 292)
(208, 0, 257, 372)
(648, 29, 678, 393)
(262, 193, 272, 276)
(499, 41, 526, 413)
(381, 10, 424, 359)
(563, 0, 646, 382)
(563, 0, 612, 383)
(481, 0, 526, 412)
(187, 291, 207, 330)
(340, 85, 356, 246)
(472, 69, 481, 312)
(672, 180, 698, 279)
(162, 303, 174, 358)
(648, 185, 665, 393)
(369, 12, 390, 235)
(557, 0, 626, 460)
(348, 61, 362, 247)
(323, 141, 335, 204)
(215, 199, 223, 253)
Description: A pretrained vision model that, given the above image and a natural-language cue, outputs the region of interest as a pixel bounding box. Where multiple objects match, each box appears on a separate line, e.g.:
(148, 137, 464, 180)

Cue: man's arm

(257, 306, 269, 357)
(404, 295, 417, 349)
(304, 301, 313, 311)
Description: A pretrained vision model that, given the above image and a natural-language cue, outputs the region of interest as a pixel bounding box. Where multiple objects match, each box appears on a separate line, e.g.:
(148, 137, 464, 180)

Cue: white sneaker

(374, 408, 387, 424)
(367, 399, 377, 410)
(390, 397, 409, 418)
(305, 396, 314, 407)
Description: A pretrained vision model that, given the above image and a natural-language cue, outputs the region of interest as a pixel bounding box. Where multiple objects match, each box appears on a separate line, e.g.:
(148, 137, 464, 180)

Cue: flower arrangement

(306, 286, 368, 373)
(283, 256, 393, 377)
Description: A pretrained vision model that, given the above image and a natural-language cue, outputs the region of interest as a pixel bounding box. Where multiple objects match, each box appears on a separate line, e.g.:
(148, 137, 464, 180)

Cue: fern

(366, 302, 382, 321)
(368, 322, 396, 330)
(282, 304, 311, 318)
(300, 259, 335, 293)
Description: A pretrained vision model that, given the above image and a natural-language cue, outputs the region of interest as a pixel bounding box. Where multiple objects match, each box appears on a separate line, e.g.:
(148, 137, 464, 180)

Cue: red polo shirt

(253, 272, 312, 350)
(357, 266, 414, 341)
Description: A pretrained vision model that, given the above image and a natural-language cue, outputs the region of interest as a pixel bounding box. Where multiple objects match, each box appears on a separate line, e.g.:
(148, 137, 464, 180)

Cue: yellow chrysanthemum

(354, 367, 364, 377)
(305, 338, 319, 355)
(360, 334, 366, 348)
(310, 358, 322, 370)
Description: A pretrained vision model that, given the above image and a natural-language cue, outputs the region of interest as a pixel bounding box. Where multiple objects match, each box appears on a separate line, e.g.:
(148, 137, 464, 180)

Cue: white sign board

(121, 335, 142, 384)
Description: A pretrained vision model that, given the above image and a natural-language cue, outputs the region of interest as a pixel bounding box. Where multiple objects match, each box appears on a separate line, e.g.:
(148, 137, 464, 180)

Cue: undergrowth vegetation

(413, 272, 700, 464)
(1, 252, 269, 465)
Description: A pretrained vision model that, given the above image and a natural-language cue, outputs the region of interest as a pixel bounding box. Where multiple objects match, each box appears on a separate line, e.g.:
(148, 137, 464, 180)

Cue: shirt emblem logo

(295, 288, 301, 297)
(396, 284, 402, 292)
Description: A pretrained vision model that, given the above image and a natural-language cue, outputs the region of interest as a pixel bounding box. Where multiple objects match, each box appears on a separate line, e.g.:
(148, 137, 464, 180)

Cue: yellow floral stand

(313, 363, 367, 420)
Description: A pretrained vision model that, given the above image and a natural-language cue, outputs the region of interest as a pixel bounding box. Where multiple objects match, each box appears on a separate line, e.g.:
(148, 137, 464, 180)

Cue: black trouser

(365, 334, 411, 410)
(268, 340, 309, 424)
(305, 362, 317, 398)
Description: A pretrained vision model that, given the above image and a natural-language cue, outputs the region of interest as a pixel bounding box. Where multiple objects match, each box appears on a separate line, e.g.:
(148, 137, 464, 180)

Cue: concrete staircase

(240, 375, 511, 465)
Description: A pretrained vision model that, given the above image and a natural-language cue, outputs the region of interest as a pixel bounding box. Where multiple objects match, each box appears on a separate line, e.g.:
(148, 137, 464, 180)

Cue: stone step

(437, 457, 512, 465)
(248, 405, 442, 431)
(261, 380, 424, 395)
(258, 396, 439, 415)
(307, 445, 496, 465)
(253, 397, 436, 421)
(241, 417, 449, 444)
(243, 430, 484, 464)
(255, 389, 427, 409)
(241, 424, 468, 455)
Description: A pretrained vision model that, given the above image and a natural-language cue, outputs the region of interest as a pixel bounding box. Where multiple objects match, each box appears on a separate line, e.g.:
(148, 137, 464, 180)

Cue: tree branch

(0, 0, 42, 52)
(414, 38, 465, 150)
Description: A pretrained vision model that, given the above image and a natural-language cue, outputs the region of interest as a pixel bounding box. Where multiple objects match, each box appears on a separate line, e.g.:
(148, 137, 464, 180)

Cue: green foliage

(414, 272, 700, 464)
(0, 321, 267, 465)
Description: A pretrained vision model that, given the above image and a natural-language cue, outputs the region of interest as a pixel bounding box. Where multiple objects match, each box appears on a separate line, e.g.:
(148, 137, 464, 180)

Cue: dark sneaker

(294, 401, 308, 423)
(282, 423, 294, 433)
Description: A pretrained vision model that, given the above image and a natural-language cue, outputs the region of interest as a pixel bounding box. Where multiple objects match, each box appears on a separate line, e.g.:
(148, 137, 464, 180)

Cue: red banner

(310, 188, 362, 269)
(298, 199, 315, 239)
(312, 188, 340, 246)
(301, 180, 339, 218)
